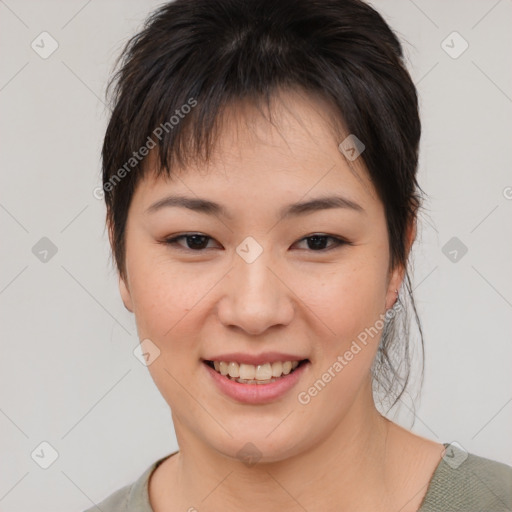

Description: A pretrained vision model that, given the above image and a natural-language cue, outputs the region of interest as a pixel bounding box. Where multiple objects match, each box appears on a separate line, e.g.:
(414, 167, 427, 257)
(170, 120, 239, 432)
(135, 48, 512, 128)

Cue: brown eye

(295, 235, 348, 252)
(162, 233, 349, 253)
(164, 234, 217, 251)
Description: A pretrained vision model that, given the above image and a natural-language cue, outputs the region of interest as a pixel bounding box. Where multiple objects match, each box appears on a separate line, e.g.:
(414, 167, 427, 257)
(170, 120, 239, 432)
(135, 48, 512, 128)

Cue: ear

(385, 216, 417, 310)
(119, 274, 134, 313)
(107, 216, 134, 313)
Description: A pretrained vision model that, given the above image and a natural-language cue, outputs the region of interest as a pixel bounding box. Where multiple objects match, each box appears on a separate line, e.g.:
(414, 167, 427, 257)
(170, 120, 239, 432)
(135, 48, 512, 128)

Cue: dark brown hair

(102, 0, 426, 410)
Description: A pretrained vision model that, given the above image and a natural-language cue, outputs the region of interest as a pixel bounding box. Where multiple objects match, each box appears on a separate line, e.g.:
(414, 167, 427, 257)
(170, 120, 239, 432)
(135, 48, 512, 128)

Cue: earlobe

(385, 269, 404, 311)
(119, 275, 134, 313)
(406, 216, 418, 260)
(385, 217, 417, 310)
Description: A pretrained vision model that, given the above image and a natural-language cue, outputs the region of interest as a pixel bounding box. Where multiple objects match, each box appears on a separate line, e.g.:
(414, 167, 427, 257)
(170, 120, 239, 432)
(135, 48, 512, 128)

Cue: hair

(102, 0, 427, 412)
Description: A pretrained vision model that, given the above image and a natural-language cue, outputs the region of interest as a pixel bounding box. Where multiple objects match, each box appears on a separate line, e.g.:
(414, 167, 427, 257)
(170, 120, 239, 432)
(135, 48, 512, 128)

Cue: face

(118, 90, 409, 463)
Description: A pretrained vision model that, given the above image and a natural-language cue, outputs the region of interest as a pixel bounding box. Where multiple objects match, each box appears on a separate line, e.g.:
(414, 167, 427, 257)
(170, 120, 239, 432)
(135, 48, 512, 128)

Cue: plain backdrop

(0, 1, 511, 510)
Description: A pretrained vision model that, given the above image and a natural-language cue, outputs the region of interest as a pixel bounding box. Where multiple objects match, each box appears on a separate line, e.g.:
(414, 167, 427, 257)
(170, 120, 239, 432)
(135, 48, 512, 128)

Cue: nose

(216, 249, 295, 336)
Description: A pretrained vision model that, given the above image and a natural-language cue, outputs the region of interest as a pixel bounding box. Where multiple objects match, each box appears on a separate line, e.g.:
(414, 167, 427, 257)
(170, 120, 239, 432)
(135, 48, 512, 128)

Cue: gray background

(1, 0, 511, 510)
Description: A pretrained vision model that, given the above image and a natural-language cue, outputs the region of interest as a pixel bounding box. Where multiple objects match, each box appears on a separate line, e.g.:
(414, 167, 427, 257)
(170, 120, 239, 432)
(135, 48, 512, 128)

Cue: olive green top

(84, 443, 512, 511)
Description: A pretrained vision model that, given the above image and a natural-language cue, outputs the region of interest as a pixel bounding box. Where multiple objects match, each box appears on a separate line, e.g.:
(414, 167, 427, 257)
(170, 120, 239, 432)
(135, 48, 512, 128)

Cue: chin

(202, 427, 311, 467)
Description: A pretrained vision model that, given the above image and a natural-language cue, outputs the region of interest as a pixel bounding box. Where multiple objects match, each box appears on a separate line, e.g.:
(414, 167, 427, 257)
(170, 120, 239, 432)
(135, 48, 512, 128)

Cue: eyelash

(161, 233, 350, 253)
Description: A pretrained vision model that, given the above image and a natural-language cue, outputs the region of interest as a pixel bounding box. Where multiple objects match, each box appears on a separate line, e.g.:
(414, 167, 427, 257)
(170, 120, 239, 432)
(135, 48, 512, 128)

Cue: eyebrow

(145, 194, 365, 219)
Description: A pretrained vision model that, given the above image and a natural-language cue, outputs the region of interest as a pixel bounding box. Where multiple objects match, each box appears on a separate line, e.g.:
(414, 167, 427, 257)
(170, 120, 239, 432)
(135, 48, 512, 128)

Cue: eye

(294, 234, 348, 251)
(163, 233, 218, 251)
(162, 233, 349, 252)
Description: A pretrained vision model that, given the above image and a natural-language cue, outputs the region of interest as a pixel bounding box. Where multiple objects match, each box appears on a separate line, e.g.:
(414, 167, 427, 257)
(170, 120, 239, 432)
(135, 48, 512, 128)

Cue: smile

(205, 360, 306, 384)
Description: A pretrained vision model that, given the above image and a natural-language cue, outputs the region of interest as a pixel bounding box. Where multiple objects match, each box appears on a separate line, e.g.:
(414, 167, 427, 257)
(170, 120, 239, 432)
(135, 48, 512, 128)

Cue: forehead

(133, 89, 379, 215)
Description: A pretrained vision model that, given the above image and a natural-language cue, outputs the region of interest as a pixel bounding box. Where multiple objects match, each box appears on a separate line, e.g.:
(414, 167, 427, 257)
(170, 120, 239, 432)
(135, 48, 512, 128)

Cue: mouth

(203, 359, 309, 385)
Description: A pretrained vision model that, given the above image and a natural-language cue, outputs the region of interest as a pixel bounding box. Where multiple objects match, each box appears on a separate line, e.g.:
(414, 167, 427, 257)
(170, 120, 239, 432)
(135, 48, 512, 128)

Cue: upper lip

(203, 352, 309, 365)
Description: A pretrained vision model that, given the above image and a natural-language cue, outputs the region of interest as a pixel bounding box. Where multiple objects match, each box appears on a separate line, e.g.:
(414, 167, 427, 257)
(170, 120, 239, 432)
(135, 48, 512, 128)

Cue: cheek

(296, 266, 387, 414)
(126, 239, 201, 338)
(131, 275, 201, 353)
(127, 260, 206, 407)
(304, 258, 388, 346)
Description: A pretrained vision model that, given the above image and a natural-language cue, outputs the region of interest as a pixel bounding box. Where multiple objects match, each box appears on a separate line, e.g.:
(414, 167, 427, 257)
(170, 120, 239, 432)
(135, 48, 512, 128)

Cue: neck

(167, 390, 398, 511)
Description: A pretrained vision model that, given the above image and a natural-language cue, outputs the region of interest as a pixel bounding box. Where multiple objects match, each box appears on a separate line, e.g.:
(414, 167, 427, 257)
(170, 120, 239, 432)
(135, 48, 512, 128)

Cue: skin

(115, 89, 444, 512)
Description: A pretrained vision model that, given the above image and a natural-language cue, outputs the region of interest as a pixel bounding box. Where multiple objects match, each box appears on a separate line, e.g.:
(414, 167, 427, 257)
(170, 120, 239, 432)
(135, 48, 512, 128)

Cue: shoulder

(83, 481, 133, 512)
(420, 442, 512, 512)
(82, 454, 174, 512)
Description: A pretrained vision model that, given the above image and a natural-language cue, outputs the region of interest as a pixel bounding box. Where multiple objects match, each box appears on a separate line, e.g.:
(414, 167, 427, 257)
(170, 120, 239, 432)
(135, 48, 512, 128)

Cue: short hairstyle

(102, 0, 426, 411)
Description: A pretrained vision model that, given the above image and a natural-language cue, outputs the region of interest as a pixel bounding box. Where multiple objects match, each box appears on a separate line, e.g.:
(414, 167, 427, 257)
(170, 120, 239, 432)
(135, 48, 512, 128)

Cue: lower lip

(203, 361, 309, 404)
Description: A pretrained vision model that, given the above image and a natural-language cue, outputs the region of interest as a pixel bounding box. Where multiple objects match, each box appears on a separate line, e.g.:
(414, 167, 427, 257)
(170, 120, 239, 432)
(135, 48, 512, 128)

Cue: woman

(87, 0, 512, 510)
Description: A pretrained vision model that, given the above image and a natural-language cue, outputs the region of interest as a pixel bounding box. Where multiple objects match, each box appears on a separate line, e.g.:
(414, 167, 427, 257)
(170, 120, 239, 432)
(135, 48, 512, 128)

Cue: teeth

(219, 361, 229, 375)
(209, 360, 301, 382)
(239, 363, 255, 380)
(272, 361, 282, 377)
(256, 363, 272, 380)
(228, 362, 239, 378)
